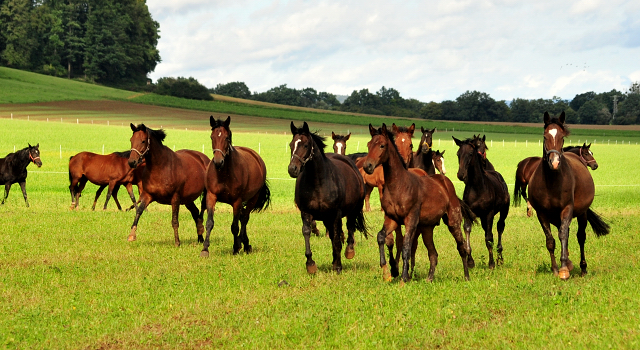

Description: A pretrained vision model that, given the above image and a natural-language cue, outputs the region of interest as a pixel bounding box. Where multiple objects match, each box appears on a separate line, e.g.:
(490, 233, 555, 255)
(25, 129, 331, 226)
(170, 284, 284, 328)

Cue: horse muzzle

(288, 163, 300, 178)
(213, 158, 224, 170)
(34, 160, 42, 168)
(589, 162, 598, 170)
(457, 171, 467, 182)
(128, 158, 141, 169)
(363, 161, 376, 175)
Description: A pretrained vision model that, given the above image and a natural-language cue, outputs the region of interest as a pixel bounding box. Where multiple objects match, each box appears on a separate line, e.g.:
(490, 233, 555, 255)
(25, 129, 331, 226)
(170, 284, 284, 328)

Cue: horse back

(69, 152, 131, 184)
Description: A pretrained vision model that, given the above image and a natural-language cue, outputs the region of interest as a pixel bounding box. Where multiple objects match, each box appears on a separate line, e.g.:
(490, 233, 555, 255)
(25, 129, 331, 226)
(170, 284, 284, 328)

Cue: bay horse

(528, 112, 610, 280)
(412, 126, 439, 175)
(453, 134, 510, 269)
(514, 143, 598, 217)
(0, 144, 42, 207)
(68, 151, 142, 211)
(127, 124, 210, 246)
(288, 121, 367, 274)
(200, 116, 271, 257)
(362, 124, 474, 282)
(331, 132, 351, 155)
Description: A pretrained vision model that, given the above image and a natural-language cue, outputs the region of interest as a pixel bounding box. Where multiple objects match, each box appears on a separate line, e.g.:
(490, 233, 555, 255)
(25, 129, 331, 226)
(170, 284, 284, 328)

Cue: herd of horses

(1, 112, 609, 281)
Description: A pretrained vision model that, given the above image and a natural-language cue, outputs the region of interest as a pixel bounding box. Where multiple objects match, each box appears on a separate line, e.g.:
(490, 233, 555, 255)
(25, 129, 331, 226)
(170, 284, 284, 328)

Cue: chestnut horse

(68, 151, 141, 211)
(0, 144, 42, 207)
(288, 122, 367, 274)
(528, 112, 609, 280)
(127, 124, 210, 246)
(362, 124, 474, 282)
(200, 116, 271, 257)
(514, 143, 598, 217)
(453, 135, 510, 269)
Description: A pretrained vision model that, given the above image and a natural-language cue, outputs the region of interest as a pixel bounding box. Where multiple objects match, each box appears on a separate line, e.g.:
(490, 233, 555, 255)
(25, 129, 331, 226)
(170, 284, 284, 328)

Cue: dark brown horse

(453, 135, 510, 269)
(68, 151, 142, 211)
(127, 124, 210, 246)
(0, 144, 42, 207)
(200, 116, 271, 257)
(288, 122, 367, 274)
(362, 124, 473, 282)
(411, 126, 439, 175)
(528, 112, 610, 280)
(514, 143, 598, 217)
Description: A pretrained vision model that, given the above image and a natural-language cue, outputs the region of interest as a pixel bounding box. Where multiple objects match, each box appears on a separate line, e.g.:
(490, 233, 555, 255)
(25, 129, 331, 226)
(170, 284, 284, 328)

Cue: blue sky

(147, 0, 640, 102)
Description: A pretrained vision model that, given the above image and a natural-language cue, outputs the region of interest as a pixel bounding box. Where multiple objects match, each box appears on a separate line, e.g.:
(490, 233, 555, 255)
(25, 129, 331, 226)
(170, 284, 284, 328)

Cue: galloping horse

(528, 112, 609, 280)
(514, 143, 598, 217)
(127, 124, 210, 246)
(0, 144, 42, 207)
(363, 124, 474, 282)
(200, 116, 271, 257)
(453, 135, 510, 269)
(68, 151, 142, 211)
(288, 122, 367, 274)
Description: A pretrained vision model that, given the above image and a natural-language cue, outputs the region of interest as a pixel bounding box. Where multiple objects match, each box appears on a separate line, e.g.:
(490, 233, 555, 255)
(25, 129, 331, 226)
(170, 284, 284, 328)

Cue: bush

(155, 77, 212, 100)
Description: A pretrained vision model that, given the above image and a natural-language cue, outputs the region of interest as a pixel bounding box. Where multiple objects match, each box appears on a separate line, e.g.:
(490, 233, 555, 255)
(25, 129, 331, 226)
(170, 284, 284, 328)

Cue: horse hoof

(345, 247, 355, 259)
(200, 250, 209, 258)
(567, 260, 575, 271)
(198, 236, 204, 244)
(558, 267, 570, 280)
(467, 257, 476, 269)
(527, 208, 533, 217)
(244, 245, 253, 254)
(306, 262, 317, 274)
(127, 235, 136, 242)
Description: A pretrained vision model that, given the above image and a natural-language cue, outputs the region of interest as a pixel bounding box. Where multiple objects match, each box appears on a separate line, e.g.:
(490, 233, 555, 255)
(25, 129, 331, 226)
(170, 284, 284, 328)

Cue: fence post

(59, 145, 62, 159)
(258, 143, 261, 154)
(102, 145, 104, 155)
(357, 141, 360, 152)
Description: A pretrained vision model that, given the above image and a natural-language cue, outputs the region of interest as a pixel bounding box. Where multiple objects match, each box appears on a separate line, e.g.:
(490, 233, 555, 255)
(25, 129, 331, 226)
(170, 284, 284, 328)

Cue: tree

(211, 81, 251, 99)
(156, 77, 212, 100)
(629, 82, 640, 95)
(570, 91, 596, 112)
(577, 100, 602, 124)
(613, 93, 640, 125)
(0, 0, 35, 68)
(420, 101, 442, 119)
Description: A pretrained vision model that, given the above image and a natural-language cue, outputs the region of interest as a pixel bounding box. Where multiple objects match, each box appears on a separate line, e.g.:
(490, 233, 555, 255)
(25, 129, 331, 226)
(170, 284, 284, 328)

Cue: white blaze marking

(441, 158, 446, 174)
(589, 150, 593, 156)
(218, 132, 221, 137)
(548, 128, 558, 146)
(291, 139, 302, 160)
(402, 138, 405, 142)
(337, 143, 343, 154)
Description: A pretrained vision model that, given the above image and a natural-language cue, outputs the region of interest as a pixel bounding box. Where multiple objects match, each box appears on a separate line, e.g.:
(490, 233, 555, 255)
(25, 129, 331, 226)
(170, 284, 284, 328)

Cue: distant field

(1, 117, 639, 349)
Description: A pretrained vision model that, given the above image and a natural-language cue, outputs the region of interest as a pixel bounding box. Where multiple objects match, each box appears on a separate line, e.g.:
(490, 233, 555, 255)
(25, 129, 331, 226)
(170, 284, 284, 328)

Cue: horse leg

(327, 210, 344, 273)
(482, 215, 496, 269)
(389, 227, 402, 278)
(75, 177, 88, 210)
(400, 214, 420, 282)
(344, 214, 357, 259)
(170, 195, 181, 247)
(111, 184, 123, 211)
(377, 185, 384, 211)
(364, 184, 373, 212)
(378, 216, 398, 281)
(128, 195, 151, 242)
(496, 205, 508, 265)
(230, 201, 243, 254)
(19, 181, 29, 207)
(536, 213, 558, 276)
(2, 183, 11, 204)
(558, 207, 574, 280)
(103, 183, 118, 210)
(185, 201, 205, 244)
(410, 229, 421, 278)
(463, 216, 475, 268)
(239, 194, 260, 254)
(422, 226, 438, 282)
(310, 219, 321, 237)
(521, 183, 533, 217)
(446, 209, 471, 281)
(93, 185, 106, 211)
(125, 183, 138, 212)
(576, 214, 588, 276)
(200, 192, 217, 257)
(301, 212, 317, 274)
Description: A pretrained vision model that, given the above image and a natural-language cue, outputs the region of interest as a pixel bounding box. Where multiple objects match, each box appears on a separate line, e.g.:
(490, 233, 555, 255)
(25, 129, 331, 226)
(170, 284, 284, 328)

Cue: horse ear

(369, 124, 376, 136)
(408, 123, 415, 135)
(431, 127, 436, 133)
(224, 116, 231, 127)
(36, 143, 39, 148)
(290, 121, 297, 135)
(345, 133, 351, 141)
(331, 132, 336, 140)
(543, 112, 550, 125)
(130, 123, 137, 132)
(587, 143, 591, 148)
(391, 123, 398, 134)
(209, 116, 215, 128)
(302, 121, 310, 133)
(559, 111, 566, 124)
(28, 143, 32, 148)
(482, 135, 486, 142)
(452, 136, 463, 147)
(382, 123, 389, 135)
(421, 126, 425, 134)
(441, 150, 445, 155)
(139, 124, 147, 132)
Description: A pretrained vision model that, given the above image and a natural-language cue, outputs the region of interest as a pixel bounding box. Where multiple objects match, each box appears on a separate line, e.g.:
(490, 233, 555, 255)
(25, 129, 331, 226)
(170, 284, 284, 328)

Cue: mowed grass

(1, 118, 640, 349)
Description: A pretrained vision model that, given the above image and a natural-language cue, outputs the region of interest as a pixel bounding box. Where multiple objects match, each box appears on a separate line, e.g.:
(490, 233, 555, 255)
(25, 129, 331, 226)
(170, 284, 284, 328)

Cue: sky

(146, 0, 640, 103)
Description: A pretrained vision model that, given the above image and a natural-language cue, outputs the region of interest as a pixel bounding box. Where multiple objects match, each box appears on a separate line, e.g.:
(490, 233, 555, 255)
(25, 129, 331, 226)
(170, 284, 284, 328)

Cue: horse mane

(333, 134, 349, 142)
(562, 145, 580, 152)
(211, 118, 233, 143)
(546, 117, 571, 136)
(294, 127, 327, 155)
(372, 126, 407, 169)
(113, 150, 131, 158)
(136, 124, 167, 144)
(393, 126, 413, 134)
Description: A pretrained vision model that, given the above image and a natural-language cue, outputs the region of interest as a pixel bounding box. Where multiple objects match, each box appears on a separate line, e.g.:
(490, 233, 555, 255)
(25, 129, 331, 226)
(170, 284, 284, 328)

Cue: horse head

(129, 123, 165, 168)
(543, 111, 569, 171)
(432, 149, 446, 175)
(419, 126, 436, 154)
(363, 124, 393, 175)
(288, 121, 326, 178)
(453, 136, 481, 182)
(391, 123, 415, 165)
(27, 143, 42, 168)
(581, 143, 598, 170)
(331, 132, 350, 155)
(210, 116, 233, 170)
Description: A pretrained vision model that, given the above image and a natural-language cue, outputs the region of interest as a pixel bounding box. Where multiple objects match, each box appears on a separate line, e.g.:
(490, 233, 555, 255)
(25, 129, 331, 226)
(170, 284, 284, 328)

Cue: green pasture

(1, 117, 640, 349)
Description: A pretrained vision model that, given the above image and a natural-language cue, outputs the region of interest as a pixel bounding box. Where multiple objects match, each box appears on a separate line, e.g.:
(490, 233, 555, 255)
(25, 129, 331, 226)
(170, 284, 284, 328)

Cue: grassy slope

(1, 118, 640, 349)
(2, 67, 639, 139)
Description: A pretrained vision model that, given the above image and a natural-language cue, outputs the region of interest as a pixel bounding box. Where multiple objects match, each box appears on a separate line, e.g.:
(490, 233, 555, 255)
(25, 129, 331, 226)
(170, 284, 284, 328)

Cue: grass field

(1, 115, 640, 349)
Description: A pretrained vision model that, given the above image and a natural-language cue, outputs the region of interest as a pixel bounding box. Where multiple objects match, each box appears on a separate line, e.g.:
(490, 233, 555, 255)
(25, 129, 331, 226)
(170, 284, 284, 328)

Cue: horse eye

(380, 145, 385, 149)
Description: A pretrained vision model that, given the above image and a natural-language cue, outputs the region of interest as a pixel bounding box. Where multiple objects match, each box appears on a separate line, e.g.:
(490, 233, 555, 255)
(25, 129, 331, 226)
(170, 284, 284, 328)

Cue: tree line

(0, 0, 160, 85)
(211, 81, 640, 125)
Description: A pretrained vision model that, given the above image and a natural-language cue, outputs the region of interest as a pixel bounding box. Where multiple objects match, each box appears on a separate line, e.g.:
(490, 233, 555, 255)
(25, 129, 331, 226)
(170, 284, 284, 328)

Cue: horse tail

(513, 173, 522, 207)
(354, 209, 368, 238)
(251, 181, 271, 213)
(458, 197, 477, 225)
(587, 208, 610, 237)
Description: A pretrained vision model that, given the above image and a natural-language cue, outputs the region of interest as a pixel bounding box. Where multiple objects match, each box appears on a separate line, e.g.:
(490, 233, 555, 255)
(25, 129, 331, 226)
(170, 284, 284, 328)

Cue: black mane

(136, 124, 167, 144)
(294, 127, 327, 155)
(113, 150, 131, 158)
(372, 126, 407, 169)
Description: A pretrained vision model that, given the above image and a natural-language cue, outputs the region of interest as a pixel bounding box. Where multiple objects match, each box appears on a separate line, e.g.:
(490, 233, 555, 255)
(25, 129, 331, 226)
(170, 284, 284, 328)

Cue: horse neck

(144, 139, 173, 169)
(14, 149, 31, 169)
(466, 153, 486, 187)
(381, 141, 410, 184)
(300, 141, 328, 183)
